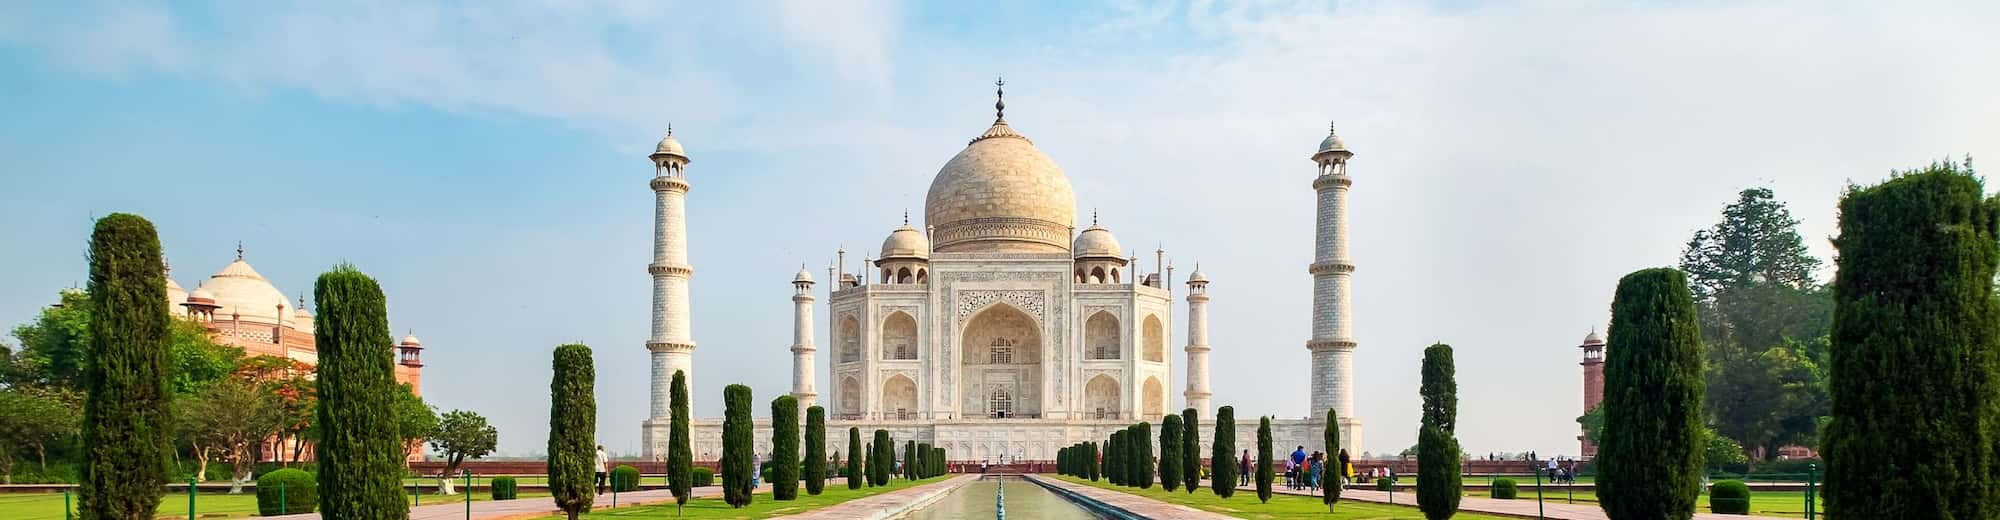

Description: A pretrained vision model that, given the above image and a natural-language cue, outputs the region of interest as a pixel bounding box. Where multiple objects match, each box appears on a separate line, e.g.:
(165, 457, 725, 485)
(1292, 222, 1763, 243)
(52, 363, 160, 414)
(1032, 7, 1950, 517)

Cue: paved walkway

(1030, 475, 1236, 520)
(1236, 481, 1796, 520)
(266, 484, 746, 520)
(770, 474, 978, 519)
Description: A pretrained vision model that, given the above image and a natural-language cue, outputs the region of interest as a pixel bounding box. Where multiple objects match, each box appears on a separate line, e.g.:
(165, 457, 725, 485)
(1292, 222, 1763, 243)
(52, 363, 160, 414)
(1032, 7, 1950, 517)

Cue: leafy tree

(721, 384, 754, 507)
(1180, 408, 1200, 493)
(1598, 268, 1706, 520)
(238, 355, 316, 465)
(0, 387, 79, 484)
(548, 344, 597, 520)
(1703, 429, 1750, 472)
(7, 289, 92, 390)
(1255, 416, 1273, 503)
(167, 318, 241, 396)
(769, 395, 799, 500)
(1418, 343, 1461, 520)
(1159, 414, 1183, 492)
(804, 405, 826, 495)
(311, 264, 407, 519)
(78, 214, 174, 519)
(429, 410, 497, 495)
(180, 378, 283, 493)
(1576, 404, 1604, 447)
(1210, 406, 1236, 498)
(845, 427, 862, 489)
(1323, 407, 1341, 509)
(1681, 187, 1833, 460)
(1824, 160, 1999, 519)
(667, 370, 693, 510)
(394, 384, 438, 469)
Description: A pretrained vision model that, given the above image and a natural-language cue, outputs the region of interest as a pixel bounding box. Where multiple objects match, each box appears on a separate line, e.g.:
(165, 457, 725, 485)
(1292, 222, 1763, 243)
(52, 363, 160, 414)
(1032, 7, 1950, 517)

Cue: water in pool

(899, 476, 1102, 519)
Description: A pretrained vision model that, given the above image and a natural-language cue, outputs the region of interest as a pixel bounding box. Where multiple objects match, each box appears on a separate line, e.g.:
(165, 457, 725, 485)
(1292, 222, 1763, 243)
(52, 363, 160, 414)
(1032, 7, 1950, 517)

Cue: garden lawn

(0, 490, 551, 519)
(525, 475, 948, 519)
(1466, 485, 1821, 517)
(1052, 475, 1517, 519)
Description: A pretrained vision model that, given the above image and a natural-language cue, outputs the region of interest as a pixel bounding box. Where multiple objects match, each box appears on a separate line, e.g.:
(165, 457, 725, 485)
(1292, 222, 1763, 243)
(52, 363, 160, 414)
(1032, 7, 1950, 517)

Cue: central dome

(924, 119, 1076, 253)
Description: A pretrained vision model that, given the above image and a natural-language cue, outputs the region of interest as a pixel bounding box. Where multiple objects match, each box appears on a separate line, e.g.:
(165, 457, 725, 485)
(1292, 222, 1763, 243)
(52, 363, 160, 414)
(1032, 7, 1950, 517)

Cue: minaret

(791, 266, 818, 410)
(1307, 122, 1363, 453)
(644, 127, 695, 458)
(1183, 265, 1213, 419)
(1579, 329, 1606, 457)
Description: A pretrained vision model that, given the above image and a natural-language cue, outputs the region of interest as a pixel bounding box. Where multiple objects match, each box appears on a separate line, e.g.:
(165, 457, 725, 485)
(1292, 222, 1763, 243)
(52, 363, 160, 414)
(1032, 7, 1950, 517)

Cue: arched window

(1143, 315, 1166, 362)
(1110, 268, 1121, 283)
(839, 316, 861, 362)
(988, 338, 1014, 364)
(882, 312, 917, 360)
(1088, 266, 1106, 284)
(896, 267, 912, 284)
(915, 269, 927, 284)
(989, 389, 1013, 418)
(1086, 311, 1120, 360)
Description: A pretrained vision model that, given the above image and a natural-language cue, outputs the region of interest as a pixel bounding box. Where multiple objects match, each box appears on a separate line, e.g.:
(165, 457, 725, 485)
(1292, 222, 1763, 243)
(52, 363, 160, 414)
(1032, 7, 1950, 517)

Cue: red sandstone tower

(1579, 329, 1605, 457)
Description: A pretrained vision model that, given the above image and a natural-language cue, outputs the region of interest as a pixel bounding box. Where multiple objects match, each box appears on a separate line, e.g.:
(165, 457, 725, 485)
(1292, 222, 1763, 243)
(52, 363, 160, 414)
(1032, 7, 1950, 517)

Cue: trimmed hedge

(490, 476, 518, 501)
(1376, 477, 1394, 491)
(1709, 480, 1750, 514)
(612, 465, 640, 492)
(256, 468, 317, 515)
(692, 467, 714, 487)
(1491, 478, 1517, 500)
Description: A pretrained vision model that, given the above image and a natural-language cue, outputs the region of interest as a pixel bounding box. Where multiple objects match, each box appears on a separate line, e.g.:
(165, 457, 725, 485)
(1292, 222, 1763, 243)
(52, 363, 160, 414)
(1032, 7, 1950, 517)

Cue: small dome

(1582, 330, 1605, 346)
(1315, 122, 1350, 156)
(400, 334, 422, 347)
(188, 285, 217, 303)
(652, 128, 687, 158)
(165, 276, 189, 310)
(1187, 265, 1207, 283)
(1071, 225, 1123, 259)
(794, 265, 815, 283)
(879, 225, 930, 260)
(201, 256, 293, 326)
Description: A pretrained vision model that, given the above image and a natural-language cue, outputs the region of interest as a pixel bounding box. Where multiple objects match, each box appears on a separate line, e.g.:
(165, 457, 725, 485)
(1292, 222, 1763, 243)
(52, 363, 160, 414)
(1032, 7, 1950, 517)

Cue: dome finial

(903, 209, 910, 225)
(1092, 208, 1098, 226)
(994, 77, 1006, 122)
(236, 241, 244, 261)
(1329, 120, 1337, 134)
(667, 122, 673, 137)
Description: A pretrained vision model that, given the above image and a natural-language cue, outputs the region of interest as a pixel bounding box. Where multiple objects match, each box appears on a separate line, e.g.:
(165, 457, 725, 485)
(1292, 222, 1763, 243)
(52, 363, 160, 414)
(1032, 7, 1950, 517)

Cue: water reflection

(899, 476, 1100, 519)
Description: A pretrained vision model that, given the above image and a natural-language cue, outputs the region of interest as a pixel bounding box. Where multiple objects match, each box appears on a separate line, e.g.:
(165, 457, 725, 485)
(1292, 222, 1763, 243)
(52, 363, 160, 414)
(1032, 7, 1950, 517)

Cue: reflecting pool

(899, 476, 1102, 519)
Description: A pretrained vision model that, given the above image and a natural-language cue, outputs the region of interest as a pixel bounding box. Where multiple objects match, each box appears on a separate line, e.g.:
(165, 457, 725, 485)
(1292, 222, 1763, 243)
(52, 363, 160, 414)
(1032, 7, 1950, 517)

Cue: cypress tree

(1086, 441, 1100, 481)
(804, 406, 827, 495)
(1137, 422, 1156, 489)
(1160, 414, 1183, 492)
(78, 214, 173, 519)
(916, 442, 931, 478)
(1324, 407, 1342, 510)
(1211, 406, 1237, 498)
(846, 428, 863, 489)
(667, 370, 693, 510)
(1107, 432, 1122, 485)
(1417, 343, 1461, 520)
(1825, 162, 2000, 519)
(547, 344, 597, 520)
(863, 441, 874, 486)
(769, 395, 799, 500)
(902, 440, 915, 480)
(721, 384, 754, 507)
(1181, 408, 1200, 494)
(312, 264, 407, 519)
(1256, 416, 1274, 503)
(871, 429, 892, 486)
(1059, 446, 1069, 475)
(1598, 268, 1706, 520)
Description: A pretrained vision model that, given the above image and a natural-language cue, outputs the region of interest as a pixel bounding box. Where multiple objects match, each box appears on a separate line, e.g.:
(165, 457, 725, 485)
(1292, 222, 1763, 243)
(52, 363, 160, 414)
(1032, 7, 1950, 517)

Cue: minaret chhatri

(790, 266, 817, 411)
(644, 126, 695, 458)
(1183, 265, 1212, 419)
(1579, 329, 1606, 457)
(1307, 122, 1363, 453)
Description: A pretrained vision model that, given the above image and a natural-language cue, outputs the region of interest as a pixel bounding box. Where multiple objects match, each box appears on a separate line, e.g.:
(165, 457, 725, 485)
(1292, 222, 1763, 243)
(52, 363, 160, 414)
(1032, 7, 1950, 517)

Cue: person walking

(1337, 449, 1351, 488)
(1289, 446, 1307, 490)
(594, 445, 610, 495)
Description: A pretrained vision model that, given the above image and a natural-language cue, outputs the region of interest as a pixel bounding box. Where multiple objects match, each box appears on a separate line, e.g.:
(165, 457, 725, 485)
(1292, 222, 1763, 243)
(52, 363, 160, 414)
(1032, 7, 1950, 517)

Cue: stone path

(265, 484, 744, 520)
(1029, 475, 1237, 520)
(769, 474, 978, 519)
(1237, 481, 1798, 520)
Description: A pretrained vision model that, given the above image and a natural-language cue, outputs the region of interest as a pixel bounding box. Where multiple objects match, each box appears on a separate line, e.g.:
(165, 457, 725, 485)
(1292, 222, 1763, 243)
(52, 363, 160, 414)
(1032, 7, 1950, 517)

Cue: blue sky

(3, 0, 1997, 457)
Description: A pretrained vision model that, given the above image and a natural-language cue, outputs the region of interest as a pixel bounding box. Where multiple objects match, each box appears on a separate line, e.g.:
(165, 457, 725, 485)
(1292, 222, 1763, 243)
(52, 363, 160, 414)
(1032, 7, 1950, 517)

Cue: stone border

(1025, 475, 1236, 520)
(772, 475, 980, 520)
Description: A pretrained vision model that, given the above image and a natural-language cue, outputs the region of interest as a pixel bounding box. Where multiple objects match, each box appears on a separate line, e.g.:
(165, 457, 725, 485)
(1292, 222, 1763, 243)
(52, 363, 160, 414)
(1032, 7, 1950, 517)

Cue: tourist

(1290, 446, 1307, 489)
(752, 453, 763, 488)
(594, 445, 610, 495)
(1239, 449, 1251, 486)
(1337, 449, 1351, 488)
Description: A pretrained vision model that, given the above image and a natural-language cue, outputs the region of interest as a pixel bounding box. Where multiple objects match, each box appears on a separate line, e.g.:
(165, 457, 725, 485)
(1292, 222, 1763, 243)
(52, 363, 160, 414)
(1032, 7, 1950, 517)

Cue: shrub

(1255, 417, 1273, 503)
(804, 406, 827, 495)
(1180, 408, 1200, 494)
(612, 465, 640, 492)
(1491, 478, 1518, 500)
(1159, 414, 1183, 492)
(721, 384, 754, 507)
(1210, 406, 1237, 498)
(769, 395, 799, 500)
(691, 467, 714, 487)
(547, 344, 598, 519)
(845, 428, 863, 489)
(1709, 480, 1751, 515)
(1598, 268, 1705, 520)
(255, 468, 317, 515)
(1376, 477, 1394, 491)
(490, 476, 518, 501)
(79, 214, 173, 519)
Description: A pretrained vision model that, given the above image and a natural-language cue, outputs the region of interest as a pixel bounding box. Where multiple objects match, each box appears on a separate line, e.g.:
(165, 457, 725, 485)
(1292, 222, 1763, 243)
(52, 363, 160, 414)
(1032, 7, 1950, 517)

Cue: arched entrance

(960, 303, 1042, 418)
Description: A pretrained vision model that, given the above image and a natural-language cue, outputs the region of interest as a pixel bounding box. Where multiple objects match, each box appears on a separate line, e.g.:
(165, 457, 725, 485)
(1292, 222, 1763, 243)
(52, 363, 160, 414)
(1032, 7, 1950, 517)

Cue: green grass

(1465, 484, 1822, 516)
(524, 475, 949, 519)
(1052, 475, 1519, 519)
(0, 489, 552, 519)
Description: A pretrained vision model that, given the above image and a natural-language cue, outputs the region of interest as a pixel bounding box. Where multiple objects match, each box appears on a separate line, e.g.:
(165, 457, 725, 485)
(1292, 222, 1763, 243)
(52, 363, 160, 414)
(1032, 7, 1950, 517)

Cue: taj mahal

(639, 82, 1363, 463)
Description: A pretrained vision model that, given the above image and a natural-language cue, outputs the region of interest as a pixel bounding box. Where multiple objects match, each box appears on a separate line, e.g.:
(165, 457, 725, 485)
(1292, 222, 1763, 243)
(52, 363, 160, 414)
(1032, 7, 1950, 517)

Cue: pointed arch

(882, 374, 917, 420)
(915, 268, 927, 284)
(839, 315, 861, 363)
(960, 303, 1042, 418)
(1143, 376, 1165, 419)
(839, 376, 861, 415)
(1143, 314, 1165, 362)
(1088, 266, 1106, 284)
(1085, 375, 1120, 420)
(882, 311, 918, 360)
(1085, 311, 1120, 360)
(896, 267, 913, 284)
(1109, 267, 1121, 283)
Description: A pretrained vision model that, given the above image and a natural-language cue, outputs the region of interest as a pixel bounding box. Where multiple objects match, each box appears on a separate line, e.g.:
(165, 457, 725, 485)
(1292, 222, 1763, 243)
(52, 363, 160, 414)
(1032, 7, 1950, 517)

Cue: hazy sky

(3, 1, 1996, 458)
